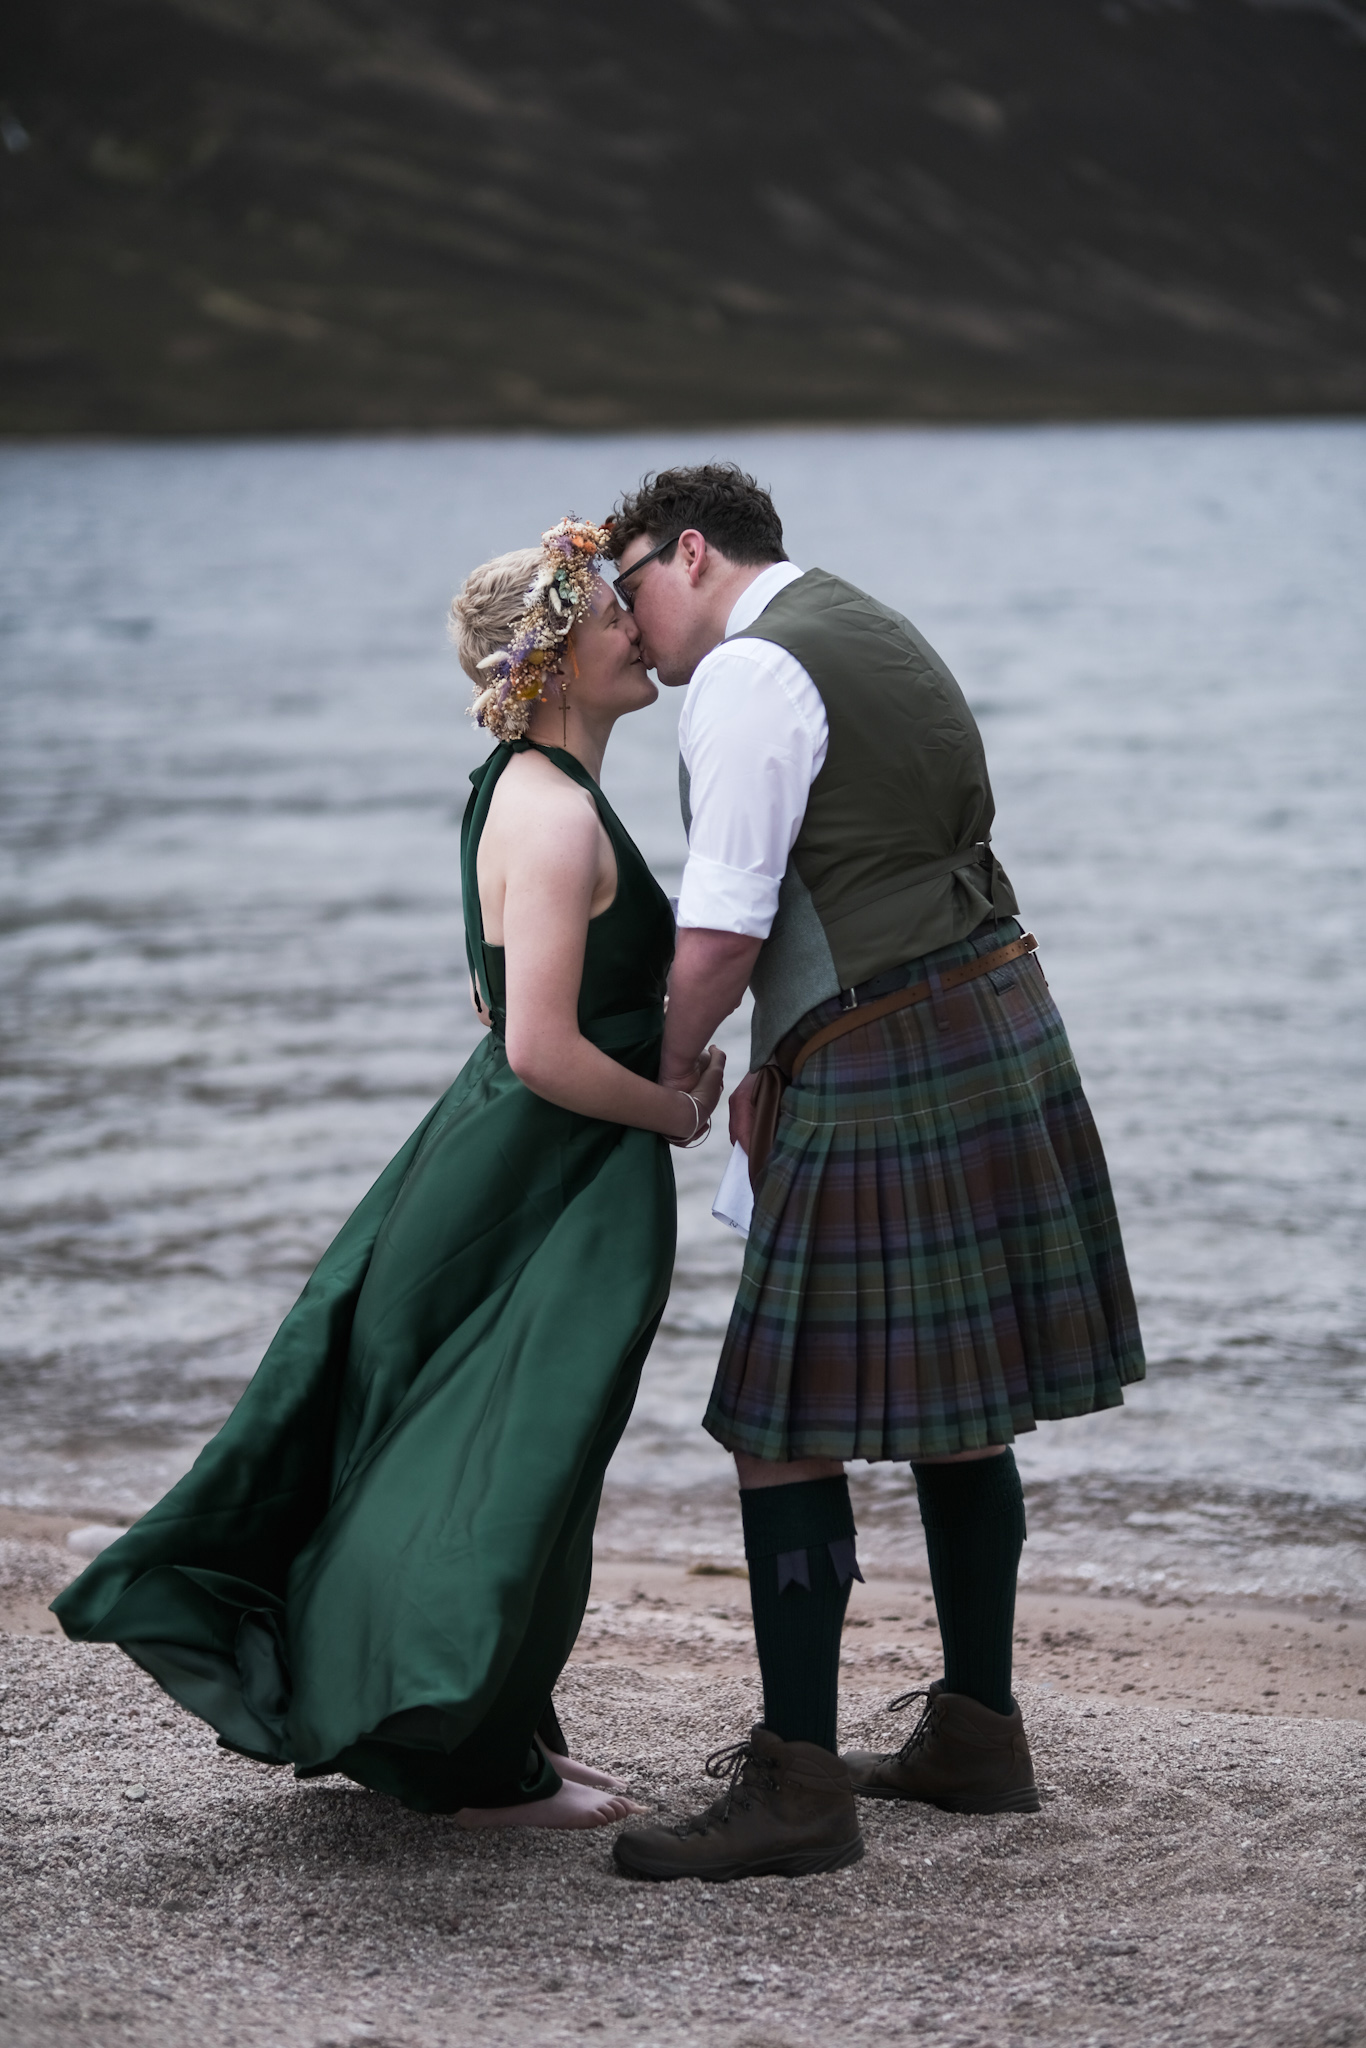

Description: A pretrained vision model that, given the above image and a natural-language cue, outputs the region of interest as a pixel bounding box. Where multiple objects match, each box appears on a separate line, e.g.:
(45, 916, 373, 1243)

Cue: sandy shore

(2, 1511, 1364, 2048)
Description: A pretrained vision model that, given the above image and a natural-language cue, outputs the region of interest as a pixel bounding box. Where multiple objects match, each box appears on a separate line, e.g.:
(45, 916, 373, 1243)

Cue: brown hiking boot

(842, 1685, 1040, 1814)
(612, 1726, 865, 1883)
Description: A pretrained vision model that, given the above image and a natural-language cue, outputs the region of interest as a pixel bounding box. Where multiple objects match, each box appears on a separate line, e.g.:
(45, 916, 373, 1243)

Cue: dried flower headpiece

(470, 515, 612, 742)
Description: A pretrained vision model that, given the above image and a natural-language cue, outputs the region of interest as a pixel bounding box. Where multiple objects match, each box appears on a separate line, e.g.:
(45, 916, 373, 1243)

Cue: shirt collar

(724, 561, 805, 640)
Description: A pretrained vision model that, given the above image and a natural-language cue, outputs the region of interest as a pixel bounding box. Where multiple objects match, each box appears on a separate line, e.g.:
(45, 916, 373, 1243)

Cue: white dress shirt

(675, 563, 827, 937)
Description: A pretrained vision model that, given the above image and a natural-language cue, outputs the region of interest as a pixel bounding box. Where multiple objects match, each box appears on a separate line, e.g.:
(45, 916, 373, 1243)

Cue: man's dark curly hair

(606, 463, 786, 567)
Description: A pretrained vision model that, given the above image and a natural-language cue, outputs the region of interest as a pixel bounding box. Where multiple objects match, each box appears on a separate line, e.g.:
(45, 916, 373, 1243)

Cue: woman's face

(558, 577, 657, 718)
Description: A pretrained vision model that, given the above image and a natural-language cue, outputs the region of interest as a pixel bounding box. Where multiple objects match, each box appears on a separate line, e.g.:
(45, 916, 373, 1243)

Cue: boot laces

(701, 1737, 777, 1821)
(884, 1688, 938, 1765)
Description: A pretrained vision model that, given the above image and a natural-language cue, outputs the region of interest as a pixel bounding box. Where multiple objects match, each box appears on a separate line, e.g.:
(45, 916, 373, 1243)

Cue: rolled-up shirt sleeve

(676, 642, 827, 938)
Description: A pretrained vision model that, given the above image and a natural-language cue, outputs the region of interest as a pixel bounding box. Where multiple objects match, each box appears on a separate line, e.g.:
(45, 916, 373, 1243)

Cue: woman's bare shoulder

(485, 751, 600, 849)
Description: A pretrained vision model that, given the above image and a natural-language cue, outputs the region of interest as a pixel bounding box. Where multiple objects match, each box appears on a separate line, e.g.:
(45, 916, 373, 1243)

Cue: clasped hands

(660, 1043, 727, 1143)
(661, 1054, 759, 1151)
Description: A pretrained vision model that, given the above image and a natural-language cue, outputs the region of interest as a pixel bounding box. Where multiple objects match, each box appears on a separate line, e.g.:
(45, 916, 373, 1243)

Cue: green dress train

(53, 741, 677, 1812)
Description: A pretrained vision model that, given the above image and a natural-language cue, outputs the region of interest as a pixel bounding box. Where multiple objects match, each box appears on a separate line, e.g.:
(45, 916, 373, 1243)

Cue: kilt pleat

(704, 924, 1145, 1463)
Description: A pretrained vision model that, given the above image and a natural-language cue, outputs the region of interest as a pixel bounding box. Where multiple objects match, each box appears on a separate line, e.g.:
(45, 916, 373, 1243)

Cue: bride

(54, 519, 724, 1831)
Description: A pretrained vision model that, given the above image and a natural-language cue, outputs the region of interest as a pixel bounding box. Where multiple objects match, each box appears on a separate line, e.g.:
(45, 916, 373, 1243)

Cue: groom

(606, 465, 1143, 1883)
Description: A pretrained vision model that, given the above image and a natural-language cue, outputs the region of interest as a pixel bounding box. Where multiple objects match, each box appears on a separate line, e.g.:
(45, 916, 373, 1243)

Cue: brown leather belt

(747, 932, 1038, 1193)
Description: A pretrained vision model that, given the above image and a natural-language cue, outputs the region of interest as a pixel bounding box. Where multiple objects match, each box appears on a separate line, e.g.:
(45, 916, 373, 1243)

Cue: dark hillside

(2, 0, 1364, 433)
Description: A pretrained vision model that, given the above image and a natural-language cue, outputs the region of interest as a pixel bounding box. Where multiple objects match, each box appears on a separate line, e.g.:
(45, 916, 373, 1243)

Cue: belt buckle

(840, 985, 859, 1012)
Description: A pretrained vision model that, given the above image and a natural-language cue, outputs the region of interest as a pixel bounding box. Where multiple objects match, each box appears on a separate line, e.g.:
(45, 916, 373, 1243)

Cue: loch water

(1, 423, 1363, 1609)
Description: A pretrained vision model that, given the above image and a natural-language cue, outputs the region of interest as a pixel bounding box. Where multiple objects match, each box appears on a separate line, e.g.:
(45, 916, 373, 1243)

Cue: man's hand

(688, 1044, 727, 1129)
(728, 1069, 758, 1151)
(657, 1047, 709, 1095)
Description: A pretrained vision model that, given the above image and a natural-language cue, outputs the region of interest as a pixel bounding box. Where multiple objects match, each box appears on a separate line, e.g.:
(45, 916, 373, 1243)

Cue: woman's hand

(671, 1043, 725, 1143)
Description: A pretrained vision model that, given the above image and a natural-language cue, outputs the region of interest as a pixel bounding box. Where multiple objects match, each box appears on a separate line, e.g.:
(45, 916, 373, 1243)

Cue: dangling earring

(563, 642, 580, 750)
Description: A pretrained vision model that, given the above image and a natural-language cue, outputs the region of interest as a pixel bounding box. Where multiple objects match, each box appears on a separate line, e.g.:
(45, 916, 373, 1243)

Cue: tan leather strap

(789, 933, 1038, 1082)
(745, 932, 1039, 1194)
(746, 1060, 788, 1194)
(939, 928, 1037, 989)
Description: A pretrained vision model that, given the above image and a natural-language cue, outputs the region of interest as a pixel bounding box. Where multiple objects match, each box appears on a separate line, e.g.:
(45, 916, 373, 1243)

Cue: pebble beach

(4, 1514, 1364, 2048)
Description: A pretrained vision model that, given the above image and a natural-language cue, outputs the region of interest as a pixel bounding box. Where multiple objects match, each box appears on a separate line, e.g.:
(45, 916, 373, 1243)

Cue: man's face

(615, 531, 722, 690)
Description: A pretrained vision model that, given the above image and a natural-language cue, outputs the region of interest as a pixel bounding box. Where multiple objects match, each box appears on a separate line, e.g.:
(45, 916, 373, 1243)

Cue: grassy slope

(2, 0, 1365, 432)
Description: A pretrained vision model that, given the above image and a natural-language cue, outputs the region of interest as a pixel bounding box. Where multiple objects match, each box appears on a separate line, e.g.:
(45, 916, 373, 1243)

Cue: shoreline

(6, 1504, 1365, 1723)
(581, 1558, 1366, 1727)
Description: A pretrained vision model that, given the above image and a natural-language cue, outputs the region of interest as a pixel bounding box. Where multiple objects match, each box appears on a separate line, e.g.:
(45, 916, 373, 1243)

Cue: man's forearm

(661, 927, 762, 1089)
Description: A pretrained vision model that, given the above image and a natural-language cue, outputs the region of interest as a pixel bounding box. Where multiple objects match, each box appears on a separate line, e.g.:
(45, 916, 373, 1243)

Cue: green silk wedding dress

(53, 741, 677, 1812)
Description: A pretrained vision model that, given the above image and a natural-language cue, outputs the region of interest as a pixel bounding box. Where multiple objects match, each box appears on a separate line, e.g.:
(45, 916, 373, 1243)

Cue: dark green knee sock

(911, 1450, 1026, 1717)
(739, 1476, 862, 1754)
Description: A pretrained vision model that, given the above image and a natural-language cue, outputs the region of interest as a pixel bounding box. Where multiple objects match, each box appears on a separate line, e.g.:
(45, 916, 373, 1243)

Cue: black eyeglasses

(610, 534, 679, 612)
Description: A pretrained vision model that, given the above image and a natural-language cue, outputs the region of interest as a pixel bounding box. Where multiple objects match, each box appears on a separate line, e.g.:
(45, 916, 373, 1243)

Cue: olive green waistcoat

(683, 568, 1017, 1068)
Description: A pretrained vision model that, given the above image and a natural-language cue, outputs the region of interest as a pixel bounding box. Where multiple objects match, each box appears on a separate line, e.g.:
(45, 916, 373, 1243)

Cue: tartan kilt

(704, 921, 1145, 1463)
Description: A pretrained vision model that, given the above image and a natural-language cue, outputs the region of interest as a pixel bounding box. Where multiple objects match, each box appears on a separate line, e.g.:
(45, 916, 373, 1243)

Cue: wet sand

(581, 1559, 1366, 1725)
(2, 1514, 1364, 2048)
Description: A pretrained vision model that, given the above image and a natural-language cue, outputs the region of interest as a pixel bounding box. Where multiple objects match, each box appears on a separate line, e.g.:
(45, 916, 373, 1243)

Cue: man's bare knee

(913, 1445, 1010, 1465)
(734, 1452, 846, 1490)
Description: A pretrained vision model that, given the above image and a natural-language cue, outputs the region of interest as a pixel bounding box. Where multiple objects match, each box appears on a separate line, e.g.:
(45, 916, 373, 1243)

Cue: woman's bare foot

(535, 1738, 629, 1793)
(456, 1779, 643, 1831)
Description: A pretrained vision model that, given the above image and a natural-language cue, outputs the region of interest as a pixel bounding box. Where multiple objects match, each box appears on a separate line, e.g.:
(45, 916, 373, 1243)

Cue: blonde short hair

(447, 547, 542, 685)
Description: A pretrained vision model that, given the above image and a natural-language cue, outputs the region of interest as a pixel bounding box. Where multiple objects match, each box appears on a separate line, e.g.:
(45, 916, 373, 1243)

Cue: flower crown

(471, 516, 612, 742)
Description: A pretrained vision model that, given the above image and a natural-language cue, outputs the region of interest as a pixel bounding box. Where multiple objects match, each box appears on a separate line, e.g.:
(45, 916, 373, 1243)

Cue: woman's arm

(497, 778, 723, 1139)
